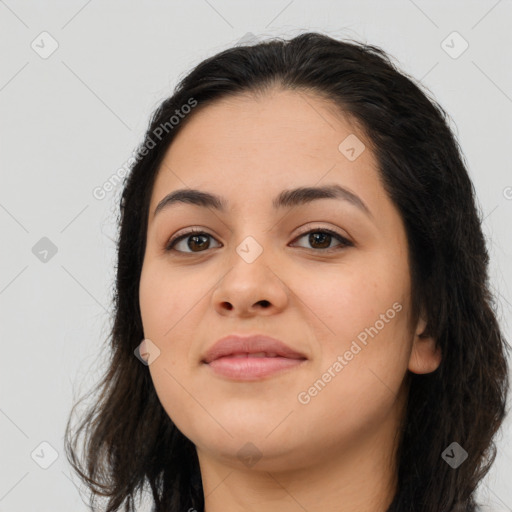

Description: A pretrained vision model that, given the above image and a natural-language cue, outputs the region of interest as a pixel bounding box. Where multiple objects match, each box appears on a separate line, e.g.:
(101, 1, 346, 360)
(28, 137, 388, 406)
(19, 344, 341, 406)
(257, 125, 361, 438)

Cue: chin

(195, 433, 311, 473)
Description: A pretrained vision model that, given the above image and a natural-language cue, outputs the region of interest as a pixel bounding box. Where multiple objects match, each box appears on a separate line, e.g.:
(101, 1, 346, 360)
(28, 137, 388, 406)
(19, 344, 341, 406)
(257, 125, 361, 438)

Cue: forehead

(170, 88, 365, 154)
(150, 88, 382, 211)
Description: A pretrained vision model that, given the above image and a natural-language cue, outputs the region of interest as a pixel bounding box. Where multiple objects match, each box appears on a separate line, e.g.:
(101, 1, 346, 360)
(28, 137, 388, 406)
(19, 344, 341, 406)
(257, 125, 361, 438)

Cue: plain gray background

(1, 1, 511, 510)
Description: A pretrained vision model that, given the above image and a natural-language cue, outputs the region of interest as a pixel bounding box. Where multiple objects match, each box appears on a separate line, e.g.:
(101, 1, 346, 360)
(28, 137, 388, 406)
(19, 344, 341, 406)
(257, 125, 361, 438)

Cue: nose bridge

(228, 210, 275, 261)
(235, 232, 267, 265)
(225, 232, 273, 285)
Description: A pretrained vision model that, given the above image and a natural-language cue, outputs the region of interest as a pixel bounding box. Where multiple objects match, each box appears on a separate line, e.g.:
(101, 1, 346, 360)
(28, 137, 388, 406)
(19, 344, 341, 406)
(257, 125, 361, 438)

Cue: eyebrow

(153, 183, 372, 219)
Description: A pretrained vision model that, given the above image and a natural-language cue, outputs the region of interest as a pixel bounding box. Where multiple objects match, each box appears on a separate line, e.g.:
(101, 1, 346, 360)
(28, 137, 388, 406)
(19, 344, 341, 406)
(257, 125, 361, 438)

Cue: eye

(165, 226, 353, 254)
(166, 228, 221, 253)
(291, 227, 353, 252)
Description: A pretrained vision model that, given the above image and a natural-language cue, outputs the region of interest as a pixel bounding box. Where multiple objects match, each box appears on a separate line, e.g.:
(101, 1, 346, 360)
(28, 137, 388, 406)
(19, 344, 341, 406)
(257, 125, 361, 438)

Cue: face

(139, 89, 441, 472)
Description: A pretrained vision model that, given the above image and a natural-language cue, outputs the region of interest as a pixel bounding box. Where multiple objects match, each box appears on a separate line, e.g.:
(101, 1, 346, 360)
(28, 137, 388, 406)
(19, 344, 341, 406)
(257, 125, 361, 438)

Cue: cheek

(139, 261, 209, 381)
(139, 265, 169, 337)
(139, 262, 200, 338)
(139, 264, 200, 431)
(294, 260, 409, 349)
(295, 258, 413, 414)
(293, 272, 411, 440)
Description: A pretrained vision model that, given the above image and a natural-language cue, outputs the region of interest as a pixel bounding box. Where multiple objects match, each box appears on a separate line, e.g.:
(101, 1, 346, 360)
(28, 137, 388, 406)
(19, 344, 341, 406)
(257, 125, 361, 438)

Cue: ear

(407, 313, 442, 374)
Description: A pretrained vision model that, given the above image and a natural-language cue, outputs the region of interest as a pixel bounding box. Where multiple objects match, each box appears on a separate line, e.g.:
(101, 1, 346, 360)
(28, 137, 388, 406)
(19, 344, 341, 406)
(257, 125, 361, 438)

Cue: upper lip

(202, 334, 307, 363)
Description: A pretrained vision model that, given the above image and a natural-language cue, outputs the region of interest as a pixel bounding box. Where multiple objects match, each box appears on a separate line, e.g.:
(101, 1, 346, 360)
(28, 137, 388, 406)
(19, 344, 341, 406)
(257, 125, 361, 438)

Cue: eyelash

(165, 226, 353, 254)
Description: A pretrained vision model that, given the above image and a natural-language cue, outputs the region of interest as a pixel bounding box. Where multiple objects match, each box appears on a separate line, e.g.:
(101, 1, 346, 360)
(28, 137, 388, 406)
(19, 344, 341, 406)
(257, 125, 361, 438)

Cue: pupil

(189, 234, 209, 251)
(310, 233, 330, 249)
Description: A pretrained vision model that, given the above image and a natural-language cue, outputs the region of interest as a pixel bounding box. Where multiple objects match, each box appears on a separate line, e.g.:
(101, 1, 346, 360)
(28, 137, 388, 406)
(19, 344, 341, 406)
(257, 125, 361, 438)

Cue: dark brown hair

(65, 32, 510, 512)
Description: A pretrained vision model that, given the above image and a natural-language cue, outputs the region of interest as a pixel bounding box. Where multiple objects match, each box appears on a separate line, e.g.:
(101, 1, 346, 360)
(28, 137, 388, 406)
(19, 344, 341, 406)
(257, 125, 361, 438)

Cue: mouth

(206, 354, 307, 380)
(202, 335, 308, 381)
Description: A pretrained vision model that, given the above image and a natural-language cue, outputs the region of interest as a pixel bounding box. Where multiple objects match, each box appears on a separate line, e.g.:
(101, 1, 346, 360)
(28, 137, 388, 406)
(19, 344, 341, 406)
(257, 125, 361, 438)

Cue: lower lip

(206, 356, 306, 380)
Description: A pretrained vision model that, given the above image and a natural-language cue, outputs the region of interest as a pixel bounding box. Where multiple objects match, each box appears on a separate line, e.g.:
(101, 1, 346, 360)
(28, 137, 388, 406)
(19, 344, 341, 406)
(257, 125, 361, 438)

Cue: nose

(211, 247, 289, 318)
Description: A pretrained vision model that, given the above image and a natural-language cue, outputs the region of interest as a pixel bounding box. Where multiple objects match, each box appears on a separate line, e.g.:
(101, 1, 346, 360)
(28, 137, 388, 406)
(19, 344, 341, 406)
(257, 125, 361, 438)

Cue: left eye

(166, 228, 352, 253)
(291, 228, 353, 252)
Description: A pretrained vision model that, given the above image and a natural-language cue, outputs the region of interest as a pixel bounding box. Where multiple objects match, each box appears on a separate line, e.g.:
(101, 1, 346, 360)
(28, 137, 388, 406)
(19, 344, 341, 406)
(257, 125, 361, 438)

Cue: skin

(139, 88, 442, 512)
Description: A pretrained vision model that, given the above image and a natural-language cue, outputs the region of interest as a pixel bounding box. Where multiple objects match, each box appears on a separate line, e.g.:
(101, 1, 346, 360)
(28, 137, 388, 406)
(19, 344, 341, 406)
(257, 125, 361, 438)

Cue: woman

(65, 32, 510, 512)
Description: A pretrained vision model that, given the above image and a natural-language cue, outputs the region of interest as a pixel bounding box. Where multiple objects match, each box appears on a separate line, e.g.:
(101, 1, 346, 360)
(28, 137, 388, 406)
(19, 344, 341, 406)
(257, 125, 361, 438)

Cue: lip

(202, 334, 307, 381)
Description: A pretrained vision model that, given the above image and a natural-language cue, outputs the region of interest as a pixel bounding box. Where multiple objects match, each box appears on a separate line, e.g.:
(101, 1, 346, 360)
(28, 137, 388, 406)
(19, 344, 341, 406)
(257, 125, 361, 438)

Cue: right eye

(166, 229, 222, 253)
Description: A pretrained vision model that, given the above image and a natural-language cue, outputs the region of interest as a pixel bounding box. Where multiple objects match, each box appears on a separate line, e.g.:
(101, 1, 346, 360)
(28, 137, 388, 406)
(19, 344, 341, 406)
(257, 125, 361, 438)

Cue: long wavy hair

(64, 31, 510, 512)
